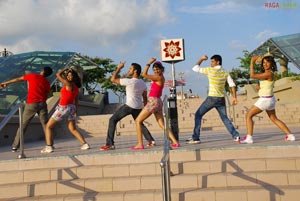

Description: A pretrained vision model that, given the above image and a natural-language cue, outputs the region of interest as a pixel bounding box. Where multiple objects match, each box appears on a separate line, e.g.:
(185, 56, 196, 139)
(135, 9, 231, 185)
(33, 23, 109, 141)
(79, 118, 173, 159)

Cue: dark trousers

(12, 102, 48, 148)
(106, 104, 154, 146)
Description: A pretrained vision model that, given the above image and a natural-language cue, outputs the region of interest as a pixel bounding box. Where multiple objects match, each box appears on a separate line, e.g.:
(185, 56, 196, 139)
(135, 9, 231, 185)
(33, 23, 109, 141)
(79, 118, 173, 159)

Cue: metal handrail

(0, 102, 26, 159)
(0, 103, 20, 131)
(160, 95, 171, 201)
(18, 103, 26, 159)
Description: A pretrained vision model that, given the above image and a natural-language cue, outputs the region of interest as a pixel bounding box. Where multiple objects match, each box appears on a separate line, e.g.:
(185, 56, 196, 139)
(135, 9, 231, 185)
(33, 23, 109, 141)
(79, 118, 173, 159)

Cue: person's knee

(135, 118, 143, 125)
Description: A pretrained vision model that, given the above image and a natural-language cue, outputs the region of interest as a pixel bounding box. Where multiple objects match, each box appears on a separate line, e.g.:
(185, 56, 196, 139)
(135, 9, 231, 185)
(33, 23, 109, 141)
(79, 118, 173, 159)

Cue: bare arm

(196, 55, 208, 66)
(250, 56, 273, 80)
(230, 86, 238, 105)
(0, 76, 25, 89)
(142, 57, 163, 83)
(110, 62, 125, 85)
(56, 67, 72, 90)
(192, 55, 208, 72)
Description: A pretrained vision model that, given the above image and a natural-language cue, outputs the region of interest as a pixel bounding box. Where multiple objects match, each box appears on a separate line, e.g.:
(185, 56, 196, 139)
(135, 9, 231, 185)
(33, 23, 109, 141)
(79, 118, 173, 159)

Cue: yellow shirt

(201, 67, 229, 97)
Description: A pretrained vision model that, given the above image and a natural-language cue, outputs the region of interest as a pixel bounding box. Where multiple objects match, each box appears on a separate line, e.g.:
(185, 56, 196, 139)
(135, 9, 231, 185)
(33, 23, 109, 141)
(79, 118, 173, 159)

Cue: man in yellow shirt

(187, 55, 240, 144)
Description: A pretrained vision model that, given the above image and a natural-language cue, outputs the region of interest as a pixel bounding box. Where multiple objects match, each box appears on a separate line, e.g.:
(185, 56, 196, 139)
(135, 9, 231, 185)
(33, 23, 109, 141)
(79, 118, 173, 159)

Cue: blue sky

(0, 0, 299, 102)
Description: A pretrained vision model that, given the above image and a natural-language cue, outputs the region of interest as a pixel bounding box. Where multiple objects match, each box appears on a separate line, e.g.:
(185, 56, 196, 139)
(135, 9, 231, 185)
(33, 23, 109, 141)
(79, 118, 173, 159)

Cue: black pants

(106, 104, 154, 145)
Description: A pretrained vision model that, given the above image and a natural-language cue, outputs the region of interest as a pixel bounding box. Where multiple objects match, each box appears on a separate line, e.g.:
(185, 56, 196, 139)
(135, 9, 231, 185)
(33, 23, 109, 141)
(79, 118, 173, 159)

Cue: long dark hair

(69, 70, 82, 88)
(261, 56, 277, 73)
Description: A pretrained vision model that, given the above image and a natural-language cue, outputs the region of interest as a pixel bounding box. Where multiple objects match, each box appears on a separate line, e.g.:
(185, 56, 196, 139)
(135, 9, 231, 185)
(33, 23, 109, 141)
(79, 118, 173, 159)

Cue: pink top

(148, 81, 163, 98)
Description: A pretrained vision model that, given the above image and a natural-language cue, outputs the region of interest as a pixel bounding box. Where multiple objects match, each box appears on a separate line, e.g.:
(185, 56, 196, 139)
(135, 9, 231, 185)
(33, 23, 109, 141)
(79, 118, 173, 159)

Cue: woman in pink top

(132, 58, 180, 150)
(41, 67, 90, 153)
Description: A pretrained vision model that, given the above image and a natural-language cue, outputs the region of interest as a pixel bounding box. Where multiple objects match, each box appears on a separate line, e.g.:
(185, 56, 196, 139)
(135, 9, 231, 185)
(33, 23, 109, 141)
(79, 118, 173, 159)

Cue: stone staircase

(1, 144, 300, 200)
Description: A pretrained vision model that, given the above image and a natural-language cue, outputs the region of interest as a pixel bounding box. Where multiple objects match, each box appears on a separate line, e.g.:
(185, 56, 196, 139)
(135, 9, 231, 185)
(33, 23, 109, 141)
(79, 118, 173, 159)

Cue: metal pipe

(160, 95, 171, 201)
(18, 103, 26, 159)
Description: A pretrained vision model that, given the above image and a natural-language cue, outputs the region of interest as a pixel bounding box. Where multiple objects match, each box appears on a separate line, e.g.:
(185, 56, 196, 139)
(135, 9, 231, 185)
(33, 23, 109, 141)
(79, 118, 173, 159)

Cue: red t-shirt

(23, 74, 50, 103)
(59, 84, 79, 106)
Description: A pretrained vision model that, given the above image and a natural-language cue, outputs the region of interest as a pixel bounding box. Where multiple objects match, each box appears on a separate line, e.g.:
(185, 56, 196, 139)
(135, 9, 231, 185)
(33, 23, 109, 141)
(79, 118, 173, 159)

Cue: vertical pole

(168, 62, 179, 141)
(18, 103, 26, 159)
(161, 96, 171, 201)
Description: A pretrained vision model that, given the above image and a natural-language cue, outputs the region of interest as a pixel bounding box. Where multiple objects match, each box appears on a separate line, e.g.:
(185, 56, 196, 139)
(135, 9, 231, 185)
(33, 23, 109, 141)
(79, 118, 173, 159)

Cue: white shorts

(254, 96, 276, 111)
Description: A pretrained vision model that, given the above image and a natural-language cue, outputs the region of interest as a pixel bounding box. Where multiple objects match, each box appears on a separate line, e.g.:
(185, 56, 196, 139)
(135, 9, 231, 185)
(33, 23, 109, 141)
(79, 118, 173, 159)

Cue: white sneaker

(81, 143, 90, 150)
(186, 138, 201, 144)
(41, 145, 54, 153)
(233, 136, 240, 143)
(240, 135, 253, 144)
(285, 134, 295, 141)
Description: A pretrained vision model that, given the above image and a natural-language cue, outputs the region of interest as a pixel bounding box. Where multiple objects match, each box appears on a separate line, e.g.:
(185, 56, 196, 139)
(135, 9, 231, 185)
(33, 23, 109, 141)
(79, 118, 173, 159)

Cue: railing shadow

(178, 157, 285, 201)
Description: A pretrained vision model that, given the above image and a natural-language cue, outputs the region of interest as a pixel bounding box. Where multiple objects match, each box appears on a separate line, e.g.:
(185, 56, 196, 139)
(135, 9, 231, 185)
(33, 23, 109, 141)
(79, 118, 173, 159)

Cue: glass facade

(250, 33, 300, 70)
(0, 51, 97, 115)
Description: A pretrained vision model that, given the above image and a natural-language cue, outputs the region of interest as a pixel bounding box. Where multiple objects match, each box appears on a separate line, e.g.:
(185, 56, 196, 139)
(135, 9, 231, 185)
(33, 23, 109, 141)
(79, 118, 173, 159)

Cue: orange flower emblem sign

(160, 38, 185, 62)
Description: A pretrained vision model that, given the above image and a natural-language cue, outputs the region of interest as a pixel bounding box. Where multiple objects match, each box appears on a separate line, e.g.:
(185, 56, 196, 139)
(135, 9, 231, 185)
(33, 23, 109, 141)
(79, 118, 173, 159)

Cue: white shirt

(120, 78, 147, 109)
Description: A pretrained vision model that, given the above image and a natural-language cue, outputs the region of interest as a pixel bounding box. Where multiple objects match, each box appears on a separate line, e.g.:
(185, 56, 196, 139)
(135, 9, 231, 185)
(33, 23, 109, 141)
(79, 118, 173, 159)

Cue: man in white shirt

(100, 62, 155, 150)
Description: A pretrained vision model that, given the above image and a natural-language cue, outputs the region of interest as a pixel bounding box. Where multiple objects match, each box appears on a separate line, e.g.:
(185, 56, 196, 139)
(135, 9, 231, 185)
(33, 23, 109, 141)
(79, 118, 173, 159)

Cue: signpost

(160, 38, 185, 141)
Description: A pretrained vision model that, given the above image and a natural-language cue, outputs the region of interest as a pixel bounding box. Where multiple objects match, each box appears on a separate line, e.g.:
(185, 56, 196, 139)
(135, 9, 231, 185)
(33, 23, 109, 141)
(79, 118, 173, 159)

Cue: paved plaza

(0, 126, 299, 161)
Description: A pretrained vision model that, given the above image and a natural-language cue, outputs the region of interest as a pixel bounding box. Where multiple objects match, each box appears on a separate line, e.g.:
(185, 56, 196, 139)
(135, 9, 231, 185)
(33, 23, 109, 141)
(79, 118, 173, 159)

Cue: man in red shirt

(0, 66, 53, 152)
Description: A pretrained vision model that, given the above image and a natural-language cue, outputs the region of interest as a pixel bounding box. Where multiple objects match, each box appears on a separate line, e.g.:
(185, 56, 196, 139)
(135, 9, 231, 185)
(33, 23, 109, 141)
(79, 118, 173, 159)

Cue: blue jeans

(192, 96, 239, 140)
(106, 104, 154, 146)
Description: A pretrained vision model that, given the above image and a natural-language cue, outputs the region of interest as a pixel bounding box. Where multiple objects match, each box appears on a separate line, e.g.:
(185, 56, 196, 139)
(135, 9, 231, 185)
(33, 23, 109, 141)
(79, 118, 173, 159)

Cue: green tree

(82, 57, 125, 103)
(226, 50, 261, 93)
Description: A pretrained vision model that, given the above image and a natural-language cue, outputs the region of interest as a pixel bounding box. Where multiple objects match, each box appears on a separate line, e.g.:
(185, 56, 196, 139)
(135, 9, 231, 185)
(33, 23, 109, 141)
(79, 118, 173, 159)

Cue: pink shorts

(51, 104, 76, 121)
(144, 97, 163, 113)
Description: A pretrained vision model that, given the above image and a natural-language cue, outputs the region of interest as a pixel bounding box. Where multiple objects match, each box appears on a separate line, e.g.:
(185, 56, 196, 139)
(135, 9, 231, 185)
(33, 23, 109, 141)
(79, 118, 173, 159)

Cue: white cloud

(255, 30, 280, 41)
(0, 0, 174, 54)
(229, 40, 247, 50)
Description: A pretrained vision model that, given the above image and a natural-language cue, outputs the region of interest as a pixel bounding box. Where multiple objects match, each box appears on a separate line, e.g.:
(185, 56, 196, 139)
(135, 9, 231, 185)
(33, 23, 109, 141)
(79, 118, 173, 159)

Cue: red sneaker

(100, 145, 115, 151)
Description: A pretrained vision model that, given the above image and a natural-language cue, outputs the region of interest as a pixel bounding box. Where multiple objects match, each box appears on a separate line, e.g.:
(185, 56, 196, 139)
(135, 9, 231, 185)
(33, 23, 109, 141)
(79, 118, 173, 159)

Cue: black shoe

(11, 147, 18, 152)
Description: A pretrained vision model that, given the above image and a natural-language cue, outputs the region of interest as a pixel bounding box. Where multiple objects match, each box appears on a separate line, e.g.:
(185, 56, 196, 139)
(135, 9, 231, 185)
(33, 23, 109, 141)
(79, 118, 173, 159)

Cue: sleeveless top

(258, 80, 274, 96)
(148, 81, 163, 98)
(59, 84, 79, 105)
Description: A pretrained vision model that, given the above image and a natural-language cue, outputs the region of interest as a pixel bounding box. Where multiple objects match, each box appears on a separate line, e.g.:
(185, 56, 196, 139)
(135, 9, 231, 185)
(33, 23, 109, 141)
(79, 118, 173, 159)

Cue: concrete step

(1, 170, 300, 200)
(3, 186, 300, 201)
(1, 157, 299, 185)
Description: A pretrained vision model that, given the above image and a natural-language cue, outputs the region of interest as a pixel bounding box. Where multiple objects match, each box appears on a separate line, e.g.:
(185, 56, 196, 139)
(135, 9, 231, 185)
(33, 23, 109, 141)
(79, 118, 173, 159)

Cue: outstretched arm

(0, 76, 25, 89)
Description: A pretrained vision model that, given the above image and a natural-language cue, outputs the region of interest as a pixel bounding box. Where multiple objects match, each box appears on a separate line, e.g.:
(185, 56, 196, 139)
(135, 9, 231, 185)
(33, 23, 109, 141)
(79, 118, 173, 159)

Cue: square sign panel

(160, 38, 185, 63)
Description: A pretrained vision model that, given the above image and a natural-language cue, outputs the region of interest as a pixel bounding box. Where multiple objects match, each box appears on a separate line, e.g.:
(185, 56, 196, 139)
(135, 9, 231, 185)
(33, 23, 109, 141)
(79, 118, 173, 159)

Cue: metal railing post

(18, 103, 26, 159)
(160, 95, 171, 201)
